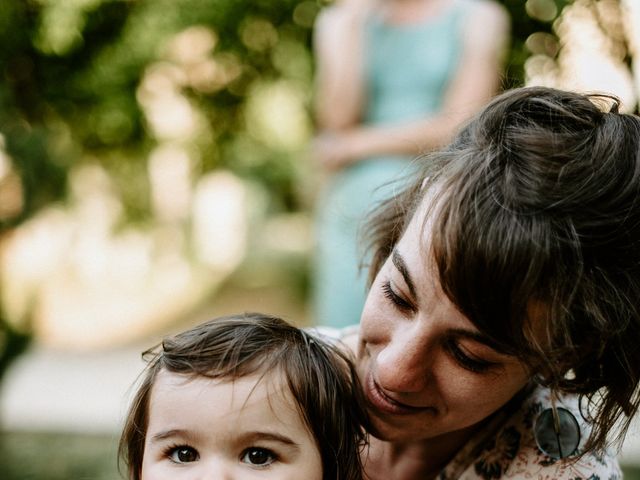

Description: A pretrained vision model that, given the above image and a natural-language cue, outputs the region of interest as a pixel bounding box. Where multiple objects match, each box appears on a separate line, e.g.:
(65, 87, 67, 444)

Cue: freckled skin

(356, 199, 530, 477)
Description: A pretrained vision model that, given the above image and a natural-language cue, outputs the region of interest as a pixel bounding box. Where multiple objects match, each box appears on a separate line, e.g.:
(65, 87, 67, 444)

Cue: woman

(347, 87, 640, 479)
(312, 0, 510, 328)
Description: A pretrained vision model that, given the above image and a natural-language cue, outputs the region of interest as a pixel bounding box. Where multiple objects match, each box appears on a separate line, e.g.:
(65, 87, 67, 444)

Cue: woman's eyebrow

(391, 249, 417, 298)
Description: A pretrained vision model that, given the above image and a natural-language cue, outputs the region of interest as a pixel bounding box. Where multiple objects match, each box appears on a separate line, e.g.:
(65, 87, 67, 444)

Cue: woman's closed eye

(241, 447, 278, 468)
(165, 444, 199, 464)
(445, 339, 497, 374)
(382, 281, 415, 311)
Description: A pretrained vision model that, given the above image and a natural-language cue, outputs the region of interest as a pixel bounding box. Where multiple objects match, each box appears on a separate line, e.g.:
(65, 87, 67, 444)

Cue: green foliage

(0, 431, 119, 480)
(0, 0, 321, 379)
(0, 0, 318, 222)
(0, 315, 30, 382)
(0, 0, 594, 377)
(0, 0, 568, 224)
(500, 0, 569, 87)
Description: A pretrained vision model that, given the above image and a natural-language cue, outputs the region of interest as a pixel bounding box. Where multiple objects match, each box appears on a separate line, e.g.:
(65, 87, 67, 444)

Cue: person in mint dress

(311, 0, 510, 328)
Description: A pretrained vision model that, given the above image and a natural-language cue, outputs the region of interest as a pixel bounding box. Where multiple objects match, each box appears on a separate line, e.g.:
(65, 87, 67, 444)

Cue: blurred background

(0, 0, 639, 478)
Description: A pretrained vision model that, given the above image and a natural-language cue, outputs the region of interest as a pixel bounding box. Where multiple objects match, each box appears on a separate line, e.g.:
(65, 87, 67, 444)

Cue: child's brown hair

(119, 312, 369, 480)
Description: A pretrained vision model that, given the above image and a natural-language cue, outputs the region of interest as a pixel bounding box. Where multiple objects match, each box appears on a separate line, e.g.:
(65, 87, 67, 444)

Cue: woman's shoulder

(458, 0, 510, 50)
(450, 0, 511, 61)
(444, 386, 622, 480)
(461, 0, 508, 19)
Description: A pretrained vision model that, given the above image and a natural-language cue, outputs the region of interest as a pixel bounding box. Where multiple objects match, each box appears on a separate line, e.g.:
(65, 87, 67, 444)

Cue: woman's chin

(366, 414, 424, 443)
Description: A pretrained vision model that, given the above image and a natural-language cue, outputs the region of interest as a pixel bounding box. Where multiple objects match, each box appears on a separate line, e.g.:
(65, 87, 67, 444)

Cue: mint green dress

(313, 3, 467, 327)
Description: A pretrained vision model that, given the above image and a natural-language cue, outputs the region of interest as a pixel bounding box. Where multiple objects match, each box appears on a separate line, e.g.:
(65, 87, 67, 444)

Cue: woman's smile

(365, 372, 437, 416)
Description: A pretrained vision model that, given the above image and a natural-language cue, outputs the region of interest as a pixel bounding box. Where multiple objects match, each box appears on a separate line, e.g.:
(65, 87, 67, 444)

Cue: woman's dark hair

(119, 312, 369, 480)
(366, 86, 640, 454)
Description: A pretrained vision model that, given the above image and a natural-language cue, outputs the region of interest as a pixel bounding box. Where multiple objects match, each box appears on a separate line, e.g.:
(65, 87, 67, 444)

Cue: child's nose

(199, 458, 235, 480)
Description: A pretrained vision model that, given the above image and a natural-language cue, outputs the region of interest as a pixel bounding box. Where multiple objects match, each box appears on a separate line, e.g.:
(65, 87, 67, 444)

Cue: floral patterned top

(437, 386, 621, 480)
(312, 326, 622, 480)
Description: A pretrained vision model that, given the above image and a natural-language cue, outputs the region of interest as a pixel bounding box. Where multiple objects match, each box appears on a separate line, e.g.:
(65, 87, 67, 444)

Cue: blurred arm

(319, 0, 510, 168)
(313, 1, 373, 131)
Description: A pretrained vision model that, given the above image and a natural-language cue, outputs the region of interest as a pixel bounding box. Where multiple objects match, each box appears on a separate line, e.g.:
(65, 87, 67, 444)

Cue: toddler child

(119, 312, 368, 480)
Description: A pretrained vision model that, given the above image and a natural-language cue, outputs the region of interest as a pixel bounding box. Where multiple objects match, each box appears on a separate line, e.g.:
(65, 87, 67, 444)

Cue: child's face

(140, 369, 323, 480)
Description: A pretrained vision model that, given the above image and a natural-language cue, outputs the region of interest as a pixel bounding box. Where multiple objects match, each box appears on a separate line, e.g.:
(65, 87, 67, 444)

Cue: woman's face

(357, 199, 531, 443)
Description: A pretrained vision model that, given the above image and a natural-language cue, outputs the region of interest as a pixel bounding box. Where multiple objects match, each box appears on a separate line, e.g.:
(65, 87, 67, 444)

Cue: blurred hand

(312, 131, 356, 172)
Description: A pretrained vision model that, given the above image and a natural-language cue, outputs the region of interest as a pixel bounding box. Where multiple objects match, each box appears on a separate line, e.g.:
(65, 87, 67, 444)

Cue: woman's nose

(375, 330, 433, 393)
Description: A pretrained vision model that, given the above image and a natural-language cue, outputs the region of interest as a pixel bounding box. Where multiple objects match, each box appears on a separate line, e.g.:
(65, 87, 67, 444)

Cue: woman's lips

(365, 374, 435, 416)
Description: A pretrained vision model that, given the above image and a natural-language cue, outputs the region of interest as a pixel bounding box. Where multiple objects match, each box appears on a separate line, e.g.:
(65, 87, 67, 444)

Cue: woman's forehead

(399, 187, 442, 260)
(394, 193, 553, 350)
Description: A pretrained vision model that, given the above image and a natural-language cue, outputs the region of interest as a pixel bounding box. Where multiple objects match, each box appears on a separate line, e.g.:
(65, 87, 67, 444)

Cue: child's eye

(240, 447, 277, 467)
(167, 445, 199, 463)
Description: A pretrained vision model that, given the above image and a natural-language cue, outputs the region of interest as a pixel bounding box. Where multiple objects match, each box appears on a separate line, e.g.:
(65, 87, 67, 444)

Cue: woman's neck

(362, 423, 478, 480)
